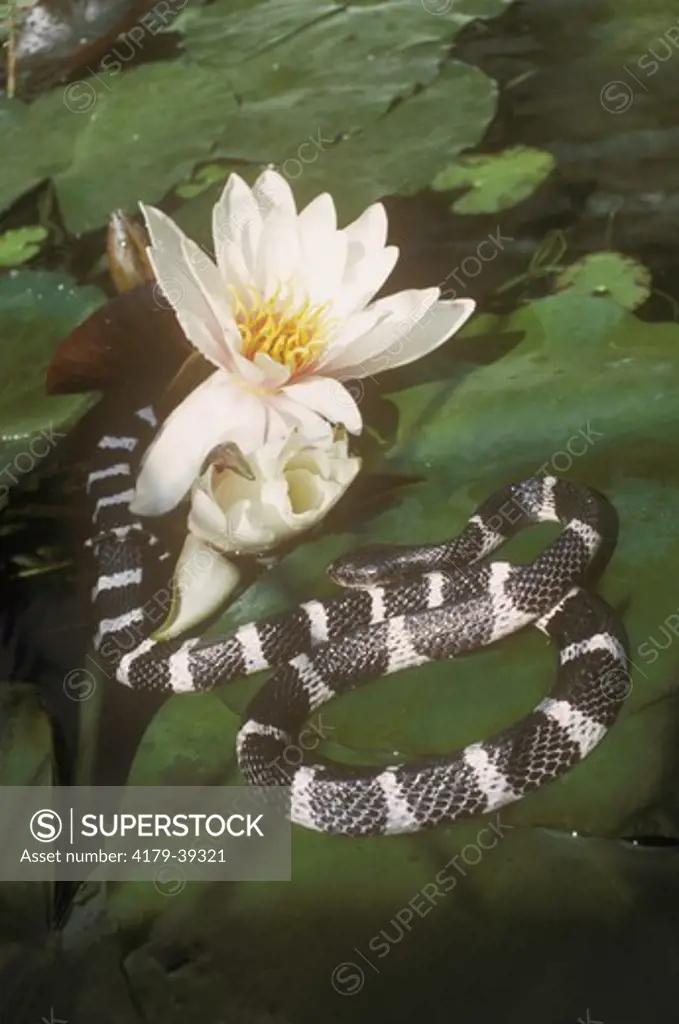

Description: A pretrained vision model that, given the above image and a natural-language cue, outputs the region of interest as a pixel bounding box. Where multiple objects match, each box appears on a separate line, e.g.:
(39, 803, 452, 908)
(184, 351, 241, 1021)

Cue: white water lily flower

(130, 168, 475, 516)
(158, 429, 361, 637)
(189, 427, 361, 556)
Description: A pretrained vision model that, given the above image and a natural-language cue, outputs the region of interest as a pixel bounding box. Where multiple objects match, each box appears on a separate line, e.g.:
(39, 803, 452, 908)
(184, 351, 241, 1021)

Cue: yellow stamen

(230, 284, 332, 374)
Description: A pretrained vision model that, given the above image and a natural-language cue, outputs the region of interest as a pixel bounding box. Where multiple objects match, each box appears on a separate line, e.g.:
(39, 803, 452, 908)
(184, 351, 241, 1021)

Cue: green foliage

(431, 146, 556, 213)
(0, 0, 514, 231)
(0, 226, 48, 267)
(555, 251, 653, 310)
(174, 164, 230, 200)
(1, 1, 678, 1017)
(0, 270, 105, 472)
(199, 292, 679, 838)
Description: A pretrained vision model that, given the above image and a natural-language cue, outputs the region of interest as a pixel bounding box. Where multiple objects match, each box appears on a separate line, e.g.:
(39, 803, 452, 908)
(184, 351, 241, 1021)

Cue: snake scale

(85, 403, 629, 836)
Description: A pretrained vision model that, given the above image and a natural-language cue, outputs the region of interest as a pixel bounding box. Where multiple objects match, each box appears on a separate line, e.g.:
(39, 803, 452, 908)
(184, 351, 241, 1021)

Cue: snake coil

(85, 404, 629, 835)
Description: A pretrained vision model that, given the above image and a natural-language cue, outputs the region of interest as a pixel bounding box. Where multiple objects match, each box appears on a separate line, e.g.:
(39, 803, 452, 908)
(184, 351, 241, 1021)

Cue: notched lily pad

(431, 145, 556, 213)
(0, 0, 513, 231)
(555, 251, 652, 311)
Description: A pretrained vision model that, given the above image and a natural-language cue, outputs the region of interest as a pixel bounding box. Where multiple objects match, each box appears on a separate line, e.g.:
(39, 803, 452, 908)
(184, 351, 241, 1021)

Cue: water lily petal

(252, 168, 297, 220)
(191, 474, 273, 555)
(300, 229, 348, 309)
(379, 297, 476, 372)
(297, 198, 338, 279)
(251, 352, 292, 388)
(296, 192, 345, 305)
(179, 232, 244, 367)
(283, 376, 363, 434)
(333, 452, 362, 487)
(269, 391, 336, 444)
(141, 202, 237, 372)
(256, 208, 301, 299)
(152, 534, 241, 641)
(265, 400, 296, 446)
(331, 245, 399, 321)
(342, 202, 388, 273)
(189, 473, 231, 542)
(315, 306, 386, 373)
(212, 180, 256, 303)
(130, 374, 267, 515)
(297, 192, 337, 243)
(217, 240, 253, 309)
(230, 480, 290, 551)
(321, 288, 439, 376)
(212, 173, 263, 279)
(282, 467, 338, 523)
(338, 297, 476, 378)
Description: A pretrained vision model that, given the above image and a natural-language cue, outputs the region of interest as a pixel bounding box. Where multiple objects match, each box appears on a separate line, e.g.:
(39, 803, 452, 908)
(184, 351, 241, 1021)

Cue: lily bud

(188, 429, 361, 556)
(158, 430, 361, 636)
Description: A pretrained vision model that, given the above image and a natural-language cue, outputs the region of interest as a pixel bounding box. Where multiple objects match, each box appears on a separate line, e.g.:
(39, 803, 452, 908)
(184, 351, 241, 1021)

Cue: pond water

(1, 1, 678, 1022)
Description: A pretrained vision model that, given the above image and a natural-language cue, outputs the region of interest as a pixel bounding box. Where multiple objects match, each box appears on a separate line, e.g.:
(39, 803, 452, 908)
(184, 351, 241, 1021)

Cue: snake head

(327, 544, 414, 588)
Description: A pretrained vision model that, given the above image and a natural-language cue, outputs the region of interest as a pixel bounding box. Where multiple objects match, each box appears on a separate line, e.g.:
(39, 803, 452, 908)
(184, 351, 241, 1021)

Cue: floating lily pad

(198, 292, 679, 844)
(0, 270, 105, 473)
(108, 824, 679, 1024)
(0, 226, 48, 268)
(0, 0, 514, 232)
(431, 146, 556, 213)
(555, 251, 653, 310)
(125, 692, 242, 787)
(110, 293, 679, 981)
(174, 163, 231, 200)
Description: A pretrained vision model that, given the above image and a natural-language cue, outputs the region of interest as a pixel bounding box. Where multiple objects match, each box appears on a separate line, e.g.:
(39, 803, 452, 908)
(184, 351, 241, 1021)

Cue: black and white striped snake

(85, 403, 629, 836)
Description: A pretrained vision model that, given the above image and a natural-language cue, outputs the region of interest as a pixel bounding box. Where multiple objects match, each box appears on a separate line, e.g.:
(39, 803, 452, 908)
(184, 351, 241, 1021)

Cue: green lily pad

(0, 0, 514, 232)
(555, 251, 653, 310)
(0, 226, 48, 268)
(174, 164, 231, 200)
(125, 693, 242, 787)
(108, 825, 679, 1023)
(0, 270, 105, 473)
(431, 146, 556, 213)
(107, 289, 679, 1017)
(174, 60, 499, 251)
(199, 292, 679, 843)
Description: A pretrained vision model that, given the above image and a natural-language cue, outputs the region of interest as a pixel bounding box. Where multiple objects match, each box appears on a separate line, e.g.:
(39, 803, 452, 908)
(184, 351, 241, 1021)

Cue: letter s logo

(30, 809, 63, 842)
